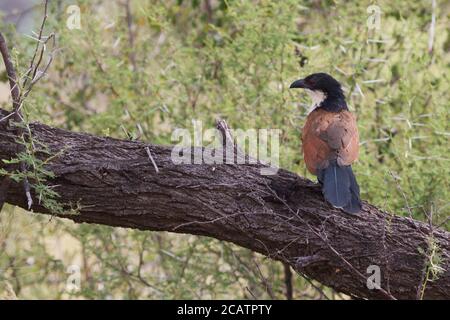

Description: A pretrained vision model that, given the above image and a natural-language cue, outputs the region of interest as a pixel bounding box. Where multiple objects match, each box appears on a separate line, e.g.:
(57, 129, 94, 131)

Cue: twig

(172, 212, 243, 231)
(0, 111, 15, 123)
(283, 262, 293, 300)
(22, 0, 49, 90)
(144, 146, 159, 173)
(21, 33, 56, 103)
(293, 270, 330, 300)
(216, 118, 255, 164)
(216, 119, 239, 162)
(437, 216, 450, 229)
(416, 206, 437, 300)
(304, 279, 328, 300)
(253, 259, 276, 299)
(389, 170, 414, 220)
(245, 286, 258, 300)
(0, 33, 20, 112)
(123, 0, 137, 71)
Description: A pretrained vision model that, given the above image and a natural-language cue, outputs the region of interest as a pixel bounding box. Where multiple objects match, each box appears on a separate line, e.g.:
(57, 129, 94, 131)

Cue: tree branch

(283, 262, 293, 300)
(0, 108, 449, 300)
(0, 0, 53, 210)
(0, 33, 20, 112)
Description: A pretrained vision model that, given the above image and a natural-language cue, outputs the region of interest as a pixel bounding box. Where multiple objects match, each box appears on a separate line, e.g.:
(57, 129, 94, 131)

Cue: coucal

(290, 73, 361, 213)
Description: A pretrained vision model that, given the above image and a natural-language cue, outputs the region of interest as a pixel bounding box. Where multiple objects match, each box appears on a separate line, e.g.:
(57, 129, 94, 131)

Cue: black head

(290, 73, 347, 112)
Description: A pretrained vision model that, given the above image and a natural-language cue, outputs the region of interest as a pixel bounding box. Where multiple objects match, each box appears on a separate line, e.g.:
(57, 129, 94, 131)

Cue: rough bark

(0, 108, 449, 300)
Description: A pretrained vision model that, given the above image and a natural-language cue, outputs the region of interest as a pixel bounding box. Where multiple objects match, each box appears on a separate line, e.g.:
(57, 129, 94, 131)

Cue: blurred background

(0, 0, 449, 299)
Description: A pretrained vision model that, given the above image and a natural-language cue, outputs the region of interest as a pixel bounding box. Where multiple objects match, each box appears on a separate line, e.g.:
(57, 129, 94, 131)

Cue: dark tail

(317, 161, 361, 214)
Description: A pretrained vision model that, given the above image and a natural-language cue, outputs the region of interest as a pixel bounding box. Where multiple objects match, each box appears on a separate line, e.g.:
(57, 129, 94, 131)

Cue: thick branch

(0, 108, 449, 300)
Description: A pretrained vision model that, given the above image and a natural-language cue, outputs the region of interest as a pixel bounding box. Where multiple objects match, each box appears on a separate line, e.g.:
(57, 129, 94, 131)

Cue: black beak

(289, 79, 308, 89)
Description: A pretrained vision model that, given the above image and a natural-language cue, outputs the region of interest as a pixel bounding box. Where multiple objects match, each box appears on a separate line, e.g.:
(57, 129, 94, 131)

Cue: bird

(290, 72, 361, 213)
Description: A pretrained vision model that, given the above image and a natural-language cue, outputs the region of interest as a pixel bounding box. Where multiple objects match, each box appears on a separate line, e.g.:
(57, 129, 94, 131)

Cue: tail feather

(317, 161, 361, 214)
(343, 167, 361, 213)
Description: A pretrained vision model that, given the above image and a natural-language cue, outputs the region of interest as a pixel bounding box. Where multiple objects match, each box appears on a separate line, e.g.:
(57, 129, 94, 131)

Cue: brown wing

(302, 109, 359, 175)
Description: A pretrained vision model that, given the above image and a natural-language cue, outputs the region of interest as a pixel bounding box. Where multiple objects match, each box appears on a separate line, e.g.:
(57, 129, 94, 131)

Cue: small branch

(172, 212, 244, 231)
(216, 119, 237, 153)
(297, 273, 330, 300)
(417, 206, 438, 300)
(283, 262, 293, 300)
(22, 0, 49, 90)
(0, 33, 20, 112)
(144, 146, 159, 173)
(253, 259, 276, 299)
(123, 0, 137, 71)
(216, 118, 250, 164)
